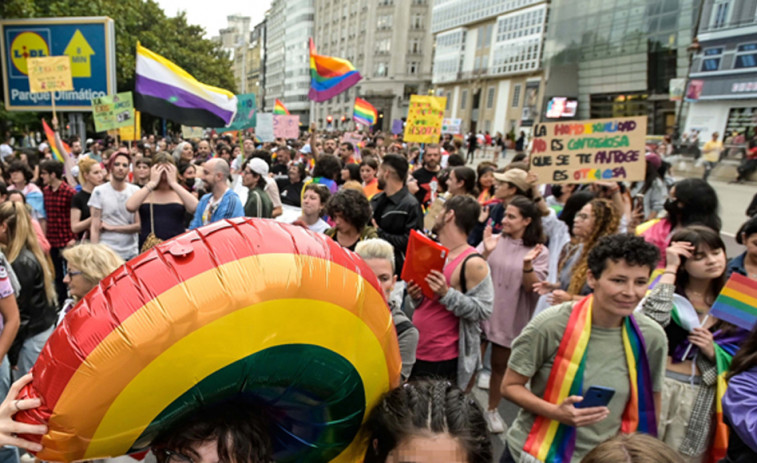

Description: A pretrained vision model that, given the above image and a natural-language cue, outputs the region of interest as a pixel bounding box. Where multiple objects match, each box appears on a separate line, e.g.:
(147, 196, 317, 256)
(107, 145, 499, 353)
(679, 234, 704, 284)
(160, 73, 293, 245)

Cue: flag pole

(51, 92, 56, 121)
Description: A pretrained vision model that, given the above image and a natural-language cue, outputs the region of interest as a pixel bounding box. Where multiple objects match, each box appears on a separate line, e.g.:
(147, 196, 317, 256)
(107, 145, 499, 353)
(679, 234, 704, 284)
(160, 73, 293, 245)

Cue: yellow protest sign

(403, 95, 446, 143)
(529, 116, 647, 184)
(26, 56, 74, 94)
(119, 111, 141, 141)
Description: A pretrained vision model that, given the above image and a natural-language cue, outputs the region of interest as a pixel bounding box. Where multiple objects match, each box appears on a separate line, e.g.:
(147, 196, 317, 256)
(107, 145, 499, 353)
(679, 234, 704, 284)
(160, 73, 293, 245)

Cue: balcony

(699, 16, 757, 41)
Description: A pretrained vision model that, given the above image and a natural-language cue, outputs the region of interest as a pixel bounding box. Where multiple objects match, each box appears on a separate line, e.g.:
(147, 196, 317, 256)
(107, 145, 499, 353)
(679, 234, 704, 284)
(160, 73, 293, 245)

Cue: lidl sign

(1, 17, 116, 111)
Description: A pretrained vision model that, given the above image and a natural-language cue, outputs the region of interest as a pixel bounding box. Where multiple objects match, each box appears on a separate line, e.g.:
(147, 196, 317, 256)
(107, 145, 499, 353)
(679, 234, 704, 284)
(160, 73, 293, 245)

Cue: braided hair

(567, 199, 620, 295)
(363, 380, 491, 463)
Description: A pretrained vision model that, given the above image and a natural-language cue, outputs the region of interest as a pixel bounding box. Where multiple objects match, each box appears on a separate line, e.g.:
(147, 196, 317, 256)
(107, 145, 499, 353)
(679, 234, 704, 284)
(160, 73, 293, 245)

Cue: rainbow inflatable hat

(17, 218, 401, 462)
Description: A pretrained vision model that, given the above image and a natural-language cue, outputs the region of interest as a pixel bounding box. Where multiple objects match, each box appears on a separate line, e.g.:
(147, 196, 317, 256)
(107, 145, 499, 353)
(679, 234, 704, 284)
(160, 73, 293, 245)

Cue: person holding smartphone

(499, 234, 667, 463)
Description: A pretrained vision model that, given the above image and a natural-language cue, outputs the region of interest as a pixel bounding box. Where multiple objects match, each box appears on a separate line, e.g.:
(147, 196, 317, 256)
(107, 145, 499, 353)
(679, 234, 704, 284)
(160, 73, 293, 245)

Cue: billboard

(1, 17, 116, 111)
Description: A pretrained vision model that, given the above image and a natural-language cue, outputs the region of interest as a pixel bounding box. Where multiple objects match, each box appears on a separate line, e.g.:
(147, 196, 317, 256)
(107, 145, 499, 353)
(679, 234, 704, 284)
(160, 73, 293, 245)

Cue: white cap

(247, 158, 269, 176)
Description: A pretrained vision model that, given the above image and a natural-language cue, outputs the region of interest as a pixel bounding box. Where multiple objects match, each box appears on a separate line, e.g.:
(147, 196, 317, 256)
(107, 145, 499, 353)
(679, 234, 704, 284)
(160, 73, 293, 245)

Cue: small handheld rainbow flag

(710, 273, 757, 331)
(42, 119, 70, 163)
(273, 99, 290, 115)
(353, 97, 377, 126)
(308, 38, 362, 102)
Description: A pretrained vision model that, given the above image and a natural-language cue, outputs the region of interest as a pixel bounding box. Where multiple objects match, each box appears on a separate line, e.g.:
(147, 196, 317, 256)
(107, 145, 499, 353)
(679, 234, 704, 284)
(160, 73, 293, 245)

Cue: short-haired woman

(324, 189, 377, 251)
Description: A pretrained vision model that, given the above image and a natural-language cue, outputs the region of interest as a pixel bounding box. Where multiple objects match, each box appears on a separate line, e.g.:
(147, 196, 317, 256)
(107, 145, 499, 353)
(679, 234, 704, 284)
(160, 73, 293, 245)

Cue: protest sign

(256, 113, 274, 142)
(403, 95, 446, 143)
(529, 116, 646, 184)
(26, 56, 74, 94)
(342, 132, 363, 150)
(119, 110, 140, 141)
(391, 119, 404, 135)
(442, 118, 462, 135)
(181, 126, 204, 139)
(92, 92, 134, 132)
(218, 93, 256, 131)
(273, 115, 300, 139)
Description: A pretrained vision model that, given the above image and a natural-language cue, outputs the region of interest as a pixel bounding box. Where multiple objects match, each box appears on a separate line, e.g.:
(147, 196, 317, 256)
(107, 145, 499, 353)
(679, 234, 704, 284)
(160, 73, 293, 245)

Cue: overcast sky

(155, 0, 273, 39)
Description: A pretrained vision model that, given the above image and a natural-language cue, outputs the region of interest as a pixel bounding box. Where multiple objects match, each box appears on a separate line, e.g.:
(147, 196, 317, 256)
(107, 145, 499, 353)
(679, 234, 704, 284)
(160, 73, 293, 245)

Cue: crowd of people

(0, 121, 754, 463)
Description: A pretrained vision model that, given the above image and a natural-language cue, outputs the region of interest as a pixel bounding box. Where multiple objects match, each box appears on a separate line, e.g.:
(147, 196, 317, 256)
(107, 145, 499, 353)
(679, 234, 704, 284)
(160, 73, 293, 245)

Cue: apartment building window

(412, 14, 424, 30)
(377, 14, 392, 30)
(512, 84, 521, 107)
(375, 38, 391, 54)
(710, 0, 733, 29)
(407, 61, 419, 75)
(374, 62, 388, 77)
(409, 39, 421, 54)
(487, 87, 495, 108)
(701, 47, 723, 71)
(446, 92, 451, 110)
(735, 43, 757, 69)
(460, 90, 467, 110)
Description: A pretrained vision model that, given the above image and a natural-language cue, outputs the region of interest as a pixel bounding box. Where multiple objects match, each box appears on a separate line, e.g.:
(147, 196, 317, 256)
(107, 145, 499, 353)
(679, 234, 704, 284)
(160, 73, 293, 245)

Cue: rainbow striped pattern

(273, 99, 290, 115)
(41, 119, 68, 163)
(353, 98, 377, 126)
(710, 273, 757, 331)
(523, 296, 656, 462)
(711, 332, 746, 463)
(308, 38, 362, 102)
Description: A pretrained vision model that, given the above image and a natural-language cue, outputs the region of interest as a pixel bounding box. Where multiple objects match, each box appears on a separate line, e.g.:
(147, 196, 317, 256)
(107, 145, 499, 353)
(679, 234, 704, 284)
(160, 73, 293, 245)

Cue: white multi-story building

(311, 0, 434, 132)
(431, 0, 548, 136)
(264, 0, 314, 120)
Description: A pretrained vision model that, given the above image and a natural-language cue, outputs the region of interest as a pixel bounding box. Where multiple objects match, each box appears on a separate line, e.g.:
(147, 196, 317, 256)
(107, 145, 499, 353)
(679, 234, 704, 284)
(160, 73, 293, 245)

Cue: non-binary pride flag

(710, 273, 757, 330)
(353, 98, 377, 126)
(273, 99, 290, 115)
(308, 38, 362, 102)
(135, 43, 237, 127)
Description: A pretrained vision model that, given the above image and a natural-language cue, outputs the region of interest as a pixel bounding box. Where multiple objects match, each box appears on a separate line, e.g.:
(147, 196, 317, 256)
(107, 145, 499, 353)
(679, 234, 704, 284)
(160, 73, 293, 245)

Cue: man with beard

(196, 140, 213, 162)
(406, 195, 493, 388)
(411, 144, 442, 209)
(369, 154, 423, 276)
(189, 158, 244, 229)
(69, 137, 83, 161)
(88, 152, 141, 260)
(338, 142, 357, 167)
(323, 138, 338, 155)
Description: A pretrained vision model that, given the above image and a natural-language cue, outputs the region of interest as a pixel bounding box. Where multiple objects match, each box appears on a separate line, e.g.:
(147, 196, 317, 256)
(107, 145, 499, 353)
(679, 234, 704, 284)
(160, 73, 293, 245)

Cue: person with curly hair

(535, 198, 620, 304)
(363, 380, 492, 463)
(324, 189, 378, 251)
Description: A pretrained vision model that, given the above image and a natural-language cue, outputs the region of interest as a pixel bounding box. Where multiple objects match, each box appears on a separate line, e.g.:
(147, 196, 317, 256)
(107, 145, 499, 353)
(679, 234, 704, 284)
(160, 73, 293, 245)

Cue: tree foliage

(1, 0, 235, 133)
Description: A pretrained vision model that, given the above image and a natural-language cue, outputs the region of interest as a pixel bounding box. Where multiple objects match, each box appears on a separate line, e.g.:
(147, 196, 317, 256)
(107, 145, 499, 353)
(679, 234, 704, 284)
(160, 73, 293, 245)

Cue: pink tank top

(413, 246, 477, 362)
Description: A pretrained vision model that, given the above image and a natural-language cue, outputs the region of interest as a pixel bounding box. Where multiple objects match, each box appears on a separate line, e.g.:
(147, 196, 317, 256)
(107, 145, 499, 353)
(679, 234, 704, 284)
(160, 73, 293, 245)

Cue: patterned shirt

(44, 181, 76, 248)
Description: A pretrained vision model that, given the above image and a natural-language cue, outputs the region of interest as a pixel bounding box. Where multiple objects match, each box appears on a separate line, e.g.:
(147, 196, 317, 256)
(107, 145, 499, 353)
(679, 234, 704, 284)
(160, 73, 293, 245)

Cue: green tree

(1, 0, 235, 134)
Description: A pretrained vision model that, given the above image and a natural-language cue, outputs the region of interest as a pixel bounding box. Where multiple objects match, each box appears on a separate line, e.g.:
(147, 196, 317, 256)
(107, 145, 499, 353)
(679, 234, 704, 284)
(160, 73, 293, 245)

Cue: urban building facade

(431, 0, 548, 137)
(312, 0, 434, 132)
(684, 0, 757, 142)
(542, 0, 700, 135)
(246, 21, 266, 104)
(264, 0, 314, 120)
(218, 15, 252, 94)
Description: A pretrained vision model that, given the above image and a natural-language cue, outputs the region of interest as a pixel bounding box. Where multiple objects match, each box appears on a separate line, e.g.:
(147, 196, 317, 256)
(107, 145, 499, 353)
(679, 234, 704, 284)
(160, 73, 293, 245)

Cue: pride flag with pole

(710, 273, 757, 331)
(353, 97, 377, 126)
(42, 119, 69, 163)
(273, 99, 290, 115)
(308, 38, 362, 102)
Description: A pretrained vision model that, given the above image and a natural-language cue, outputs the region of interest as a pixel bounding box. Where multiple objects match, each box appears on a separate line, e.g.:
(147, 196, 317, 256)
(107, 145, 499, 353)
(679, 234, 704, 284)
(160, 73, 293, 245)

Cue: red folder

(402, 229, 449, 299)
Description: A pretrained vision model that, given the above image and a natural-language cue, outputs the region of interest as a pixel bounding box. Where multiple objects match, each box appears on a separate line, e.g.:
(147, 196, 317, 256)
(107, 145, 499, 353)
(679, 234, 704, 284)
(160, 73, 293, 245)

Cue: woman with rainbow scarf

(500, 234, 667, 463)
(642, 226, 747, 463)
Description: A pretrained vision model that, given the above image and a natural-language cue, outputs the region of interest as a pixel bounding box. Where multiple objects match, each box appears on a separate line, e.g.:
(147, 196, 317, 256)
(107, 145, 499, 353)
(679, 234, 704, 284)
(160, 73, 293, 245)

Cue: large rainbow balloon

(16, 218, 401, 462)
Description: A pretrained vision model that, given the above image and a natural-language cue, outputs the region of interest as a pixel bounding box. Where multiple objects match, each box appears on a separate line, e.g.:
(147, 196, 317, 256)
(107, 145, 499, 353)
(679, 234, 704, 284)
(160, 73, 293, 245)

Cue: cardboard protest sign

(529, 116, 647, 184)
(442, 118, 462, 135)
(92, 92, 134, 132)
(256, 113, 274, 142)
(218, 93, 257, 131)
(27, 56, 73, 94)
(181, 126, 204, 139)
(391, 119, 404, 135)
(403, 95, 446, 143)
(273, 115, 300, 139)
(119, 110, 141, 141)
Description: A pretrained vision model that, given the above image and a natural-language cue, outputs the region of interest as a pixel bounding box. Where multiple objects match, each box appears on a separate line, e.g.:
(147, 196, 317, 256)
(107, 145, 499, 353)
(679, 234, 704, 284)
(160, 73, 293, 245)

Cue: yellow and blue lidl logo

(10, 32, 50, 76)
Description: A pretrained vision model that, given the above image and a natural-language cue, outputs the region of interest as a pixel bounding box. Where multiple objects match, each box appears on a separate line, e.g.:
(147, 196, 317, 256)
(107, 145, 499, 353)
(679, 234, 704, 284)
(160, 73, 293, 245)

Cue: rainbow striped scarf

(523, 295, 657, 462)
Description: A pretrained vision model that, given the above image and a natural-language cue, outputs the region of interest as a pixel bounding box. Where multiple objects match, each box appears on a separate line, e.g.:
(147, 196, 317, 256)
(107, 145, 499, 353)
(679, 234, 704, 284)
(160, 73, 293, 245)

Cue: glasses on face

(66, 270, 83, 278)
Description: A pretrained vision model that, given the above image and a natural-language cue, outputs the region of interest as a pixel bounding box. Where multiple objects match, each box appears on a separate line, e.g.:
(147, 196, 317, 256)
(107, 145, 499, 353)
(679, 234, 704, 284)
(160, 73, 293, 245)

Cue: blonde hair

(341, 180, 364, 193)
(0, 202, 56, 305)
(62, 244, 124, 289)
(355, 238, 395, 272)
(581, 433, 684, 463)
(78, 157, 100, 185)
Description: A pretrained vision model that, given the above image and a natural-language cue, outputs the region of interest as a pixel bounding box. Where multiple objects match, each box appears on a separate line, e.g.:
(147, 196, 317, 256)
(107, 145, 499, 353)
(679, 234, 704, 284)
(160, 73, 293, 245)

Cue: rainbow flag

(353, 97, 377, 126)
(710, 332, 746, 463)
(308, 38, 362, 102)
(523, 295, 656, 462)
(710, 273, 757, 331)
(273, 99, 290, 115)
(41, 119, 69, 163)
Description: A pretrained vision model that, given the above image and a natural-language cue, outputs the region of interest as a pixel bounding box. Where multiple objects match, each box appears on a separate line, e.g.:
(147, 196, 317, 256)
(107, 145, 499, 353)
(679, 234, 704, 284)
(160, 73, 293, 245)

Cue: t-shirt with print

(411, 167, 440, 209)
(0, 252, 19, 333)
(88, 182, 140, 259)
(505, 302, 667, 463)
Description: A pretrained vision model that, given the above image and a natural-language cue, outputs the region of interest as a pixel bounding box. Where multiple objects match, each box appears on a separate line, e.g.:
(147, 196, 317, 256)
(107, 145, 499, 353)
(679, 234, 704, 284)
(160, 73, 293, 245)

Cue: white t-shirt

(0, 143, 13, 161)
(88, 182, 140, 259)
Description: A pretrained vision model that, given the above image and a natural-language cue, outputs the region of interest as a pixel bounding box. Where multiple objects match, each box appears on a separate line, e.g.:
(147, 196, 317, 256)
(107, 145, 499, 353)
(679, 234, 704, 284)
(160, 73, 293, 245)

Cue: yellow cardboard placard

(27, 56, 74, 94)
(403, 95, 446, 143)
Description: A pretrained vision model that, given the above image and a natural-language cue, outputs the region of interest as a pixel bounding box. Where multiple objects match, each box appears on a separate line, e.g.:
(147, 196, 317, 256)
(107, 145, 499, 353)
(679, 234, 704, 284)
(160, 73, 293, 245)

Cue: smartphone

(633, 194, 644, 210)
(575, 386, 615, 408)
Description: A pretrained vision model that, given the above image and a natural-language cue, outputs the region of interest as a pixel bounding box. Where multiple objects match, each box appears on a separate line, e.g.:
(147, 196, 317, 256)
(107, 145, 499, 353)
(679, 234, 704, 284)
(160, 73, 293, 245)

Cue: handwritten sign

(216, 93, 256, 131)
(256, 113, 274, 142)
(27, 56, 74, 94)
(119, 110, 141, 141)
(442, 118, 462, 135)
(404, 95, 446, 143)
(529, 116, 647, 184)
(181, 126, 204, 139)
(91, 92, 134, 132)
(273, 115, 300, 139)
